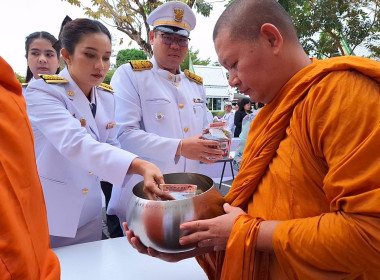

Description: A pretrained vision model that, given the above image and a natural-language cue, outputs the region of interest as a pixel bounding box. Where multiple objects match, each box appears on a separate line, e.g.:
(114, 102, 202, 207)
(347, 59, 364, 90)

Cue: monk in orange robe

(0, 56, 60, 279)
(124, 0, 380, 279)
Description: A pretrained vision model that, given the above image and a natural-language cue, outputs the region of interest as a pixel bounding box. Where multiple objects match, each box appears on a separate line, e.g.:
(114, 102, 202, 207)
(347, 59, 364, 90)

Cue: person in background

(233, 102, 239, 113)
(124, 0, 380, 279)
(108, 1, 223, 225)
(0, 56, 60, 279)
(221, 102, 235, 134)
(233, 101, 264, 171)
(233, 97, 252, 137)
(25, 18, 169, 248)
(23, 31, 61, 92)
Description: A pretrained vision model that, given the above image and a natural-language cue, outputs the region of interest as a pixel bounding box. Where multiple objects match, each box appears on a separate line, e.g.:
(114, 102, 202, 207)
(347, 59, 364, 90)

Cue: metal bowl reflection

(126, 173, 225, 253)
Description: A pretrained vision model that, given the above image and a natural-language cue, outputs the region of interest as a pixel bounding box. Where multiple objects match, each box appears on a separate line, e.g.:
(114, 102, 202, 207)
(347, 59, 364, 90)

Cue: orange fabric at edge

(0, 56, 60, 279)
(196, 56, 380, 279)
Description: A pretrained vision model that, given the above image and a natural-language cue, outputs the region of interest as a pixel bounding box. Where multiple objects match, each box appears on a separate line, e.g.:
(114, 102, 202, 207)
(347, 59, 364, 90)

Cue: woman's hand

(179, 203, 245, 251)
(178, 135, 224, 164)
(123, 222, 212, 262)
(128, 158, 173, 200)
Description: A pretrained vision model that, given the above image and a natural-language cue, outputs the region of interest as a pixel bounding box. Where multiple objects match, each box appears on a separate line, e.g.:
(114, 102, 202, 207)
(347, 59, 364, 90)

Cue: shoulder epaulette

(97, 83, 114, 93)
(184, 69, 203, 85)
(21, 82, 28, 87)
(38, 74, 68, 84)
(129, 60, 153, 71)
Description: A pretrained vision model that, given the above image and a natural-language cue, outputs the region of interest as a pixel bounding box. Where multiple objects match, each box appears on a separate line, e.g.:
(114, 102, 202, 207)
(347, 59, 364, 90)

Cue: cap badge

(155, 112, 164, 121)
(173, 8, 184, 22)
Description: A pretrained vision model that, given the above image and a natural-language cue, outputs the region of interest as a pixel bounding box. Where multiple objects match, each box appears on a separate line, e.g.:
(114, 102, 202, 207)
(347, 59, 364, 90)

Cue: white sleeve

(25, 81, 136, 187)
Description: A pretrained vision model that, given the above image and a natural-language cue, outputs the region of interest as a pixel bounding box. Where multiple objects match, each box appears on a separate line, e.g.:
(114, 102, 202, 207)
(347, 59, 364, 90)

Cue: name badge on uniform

(106, 122, 116, 129)
(193, 98, 204, 103)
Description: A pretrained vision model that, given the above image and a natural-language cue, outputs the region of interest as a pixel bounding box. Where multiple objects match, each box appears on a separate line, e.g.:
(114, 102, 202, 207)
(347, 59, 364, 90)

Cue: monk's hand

(128, 158, 173, 201)
(180, 135, 224, 164)
(179, 203, 245, 251)
(123, 222, 210, 262)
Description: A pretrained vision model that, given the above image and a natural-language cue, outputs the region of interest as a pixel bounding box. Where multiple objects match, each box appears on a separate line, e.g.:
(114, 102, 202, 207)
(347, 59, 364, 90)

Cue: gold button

(82, 188, 89, 194)
(178, 77, 181, 82)
(168, 75, 173, 80)
(68, 91, 75, 97)
(174, 82, 178, 87)
(80, 118, 87, 127)
(179, 104, 184, 109)
(89, 172, 94, 176)
(184, 127, 188, 132)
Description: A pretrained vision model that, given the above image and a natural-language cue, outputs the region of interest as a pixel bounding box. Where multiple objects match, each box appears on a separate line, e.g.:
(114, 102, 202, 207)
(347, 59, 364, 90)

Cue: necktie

(90, 103, 96, 118)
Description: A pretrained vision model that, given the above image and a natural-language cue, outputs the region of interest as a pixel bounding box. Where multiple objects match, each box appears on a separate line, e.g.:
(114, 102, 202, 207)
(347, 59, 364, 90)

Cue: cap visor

(154, 26, 189, 37)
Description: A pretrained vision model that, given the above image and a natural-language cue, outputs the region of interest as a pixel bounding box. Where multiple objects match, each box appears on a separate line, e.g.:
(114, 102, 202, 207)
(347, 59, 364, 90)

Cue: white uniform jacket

(21, 77, 35, 95)
(108, 58, 208, 220)
(25, 68, 136, 238)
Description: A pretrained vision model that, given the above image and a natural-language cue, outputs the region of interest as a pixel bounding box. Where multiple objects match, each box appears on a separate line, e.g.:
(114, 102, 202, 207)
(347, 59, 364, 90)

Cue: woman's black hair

(239, 98, 251, 111)
(25, 31, 61, 83)
(59, 17, 112, 55)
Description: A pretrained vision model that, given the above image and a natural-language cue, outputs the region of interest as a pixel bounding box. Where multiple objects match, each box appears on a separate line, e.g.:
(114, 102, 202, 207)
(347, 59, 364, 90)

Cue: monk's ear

(260, 23, 283, 55)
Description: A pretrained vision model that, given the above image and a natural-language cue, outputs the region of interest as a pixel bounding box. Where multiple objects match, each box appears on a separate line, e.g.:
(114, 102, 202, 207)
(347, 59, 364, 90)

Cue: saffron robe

(197, 56, 380, 279)
(0, 56, 60, 279)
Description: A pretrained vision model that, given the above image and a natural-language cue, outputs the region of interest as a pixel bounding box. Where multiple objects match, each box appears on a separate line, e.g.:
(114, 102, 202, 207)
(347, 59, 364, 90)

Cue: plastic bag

(203, 121, 232, 160)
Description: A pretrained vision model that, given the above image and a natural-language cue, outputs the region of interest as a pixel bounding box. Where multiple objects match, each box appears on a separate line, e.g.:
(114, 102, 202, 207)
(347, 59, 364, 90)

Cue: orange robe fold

(0, 56, 60, 280)
(197, 56, 380, 279)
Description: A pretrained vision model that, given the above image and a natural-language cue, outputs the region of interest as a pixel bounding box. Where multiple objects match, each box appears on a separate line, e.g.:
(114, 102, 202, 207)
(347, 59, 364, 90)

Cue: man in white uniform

(109, 1, 223, 223)
(221, 102, 235, 134)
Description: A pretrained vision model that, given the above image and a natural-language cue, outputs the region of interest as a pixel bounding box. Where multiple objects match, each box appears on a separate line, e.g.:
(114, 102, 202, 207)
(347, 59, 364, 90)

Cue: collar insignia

(130, 60, 153, 71)
(97, 83, 114, 93)
(184, 70, 203, 85)
(38, 74, 68, 84)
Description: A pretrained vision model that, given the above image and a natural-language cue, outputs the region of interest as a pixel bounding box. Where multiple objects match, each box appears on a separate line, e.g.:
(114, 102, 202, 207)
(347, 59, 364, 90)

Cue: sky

(0, 0, 227, 76)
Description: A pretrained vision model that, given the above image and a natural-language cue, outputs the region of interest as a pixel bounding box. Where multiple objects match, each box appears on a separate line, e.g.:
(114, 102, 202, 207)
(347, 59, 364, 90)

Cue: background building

(193, 65, 232, 111)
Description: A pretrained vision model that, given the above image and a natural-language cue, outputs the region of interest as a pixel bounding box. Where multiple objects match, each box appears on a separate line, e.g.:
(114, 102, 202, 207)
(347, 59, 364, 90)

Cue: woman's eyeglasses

(158, 33, 190, 47)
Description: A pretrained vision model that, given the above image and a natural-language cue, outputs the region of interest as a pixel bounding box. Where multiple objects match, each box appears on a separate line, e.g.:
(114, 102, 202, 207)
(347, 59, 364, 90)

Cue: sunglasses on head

(158, 32, 190, 47)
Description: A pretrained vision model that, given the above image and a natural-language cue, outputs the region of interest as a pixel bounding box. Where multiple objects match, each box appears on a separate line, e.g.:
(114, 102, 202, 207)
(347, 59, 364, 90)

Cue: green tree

(226, 0, 380, 59)
(180, 46, 211, 71)
(278, 0, 380, 59)
(103, 69, 116, 85)
(116, 48, 147, 67)
(63, 0, 214, 58)
(15, 73, 25, 83)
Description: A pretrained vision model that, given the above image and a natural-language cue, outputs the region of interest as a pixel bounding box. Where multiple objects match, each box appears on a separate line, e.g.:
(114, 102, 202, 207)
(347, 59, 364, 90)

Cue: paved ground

(102, 178, 234, 239)
(218, 178, 234, 196)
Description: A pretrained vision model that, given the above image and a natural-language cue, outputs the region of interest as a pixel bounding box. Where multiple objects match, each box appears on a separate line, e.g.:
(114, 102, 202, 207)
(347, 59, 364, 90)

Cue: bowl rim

(131, 172, 216, 204)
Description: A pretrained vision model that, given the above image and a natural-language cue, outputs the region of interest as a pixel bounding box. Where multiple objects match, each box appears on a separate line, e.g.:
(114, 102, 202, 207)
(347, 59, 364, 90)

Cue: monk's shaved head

(213, 0, 298, 43)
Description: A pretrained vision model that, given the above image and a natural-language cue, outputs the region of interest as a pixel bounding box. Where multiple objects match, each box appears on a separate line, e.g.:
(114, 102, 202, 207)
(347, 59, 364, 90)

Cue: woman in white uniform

(25, 18, 169, 248)
(22, 31, 61, 93)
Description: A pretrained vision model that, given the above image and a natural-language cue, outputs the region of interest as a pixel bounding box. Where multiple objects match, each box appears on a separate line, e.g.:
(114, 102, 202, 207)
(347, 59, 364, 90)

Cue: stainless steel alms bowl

(126, 173, 225, 253)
